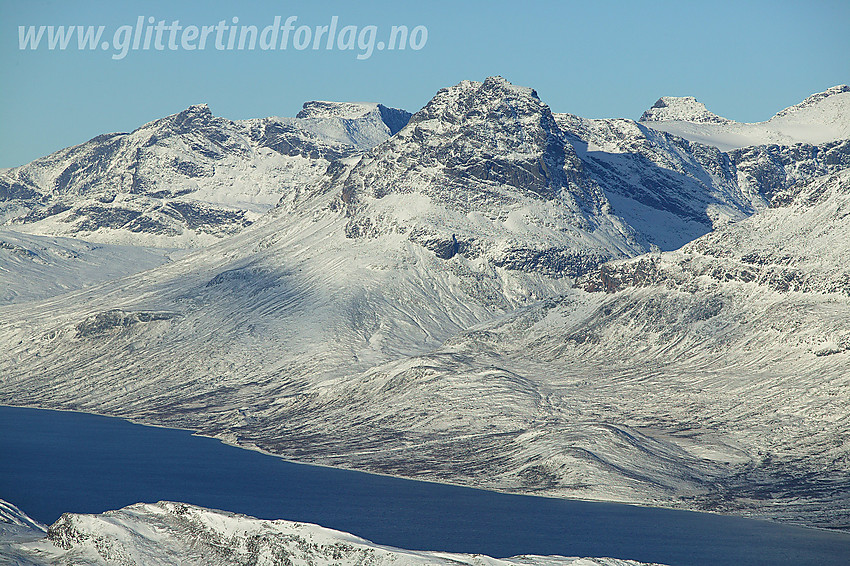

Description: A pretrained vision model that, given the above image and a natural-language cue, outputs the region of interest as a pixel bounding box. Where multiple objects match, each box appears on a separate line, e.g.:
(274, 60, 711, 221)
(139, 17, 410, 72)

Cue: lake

(1, 405, 849, 565)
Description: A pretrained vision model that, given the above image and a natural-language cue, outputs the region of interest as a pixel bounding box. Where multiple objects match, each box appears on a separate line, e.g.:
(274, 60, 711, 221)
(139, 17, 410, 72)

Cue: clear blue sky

(1, 0, 848, 168)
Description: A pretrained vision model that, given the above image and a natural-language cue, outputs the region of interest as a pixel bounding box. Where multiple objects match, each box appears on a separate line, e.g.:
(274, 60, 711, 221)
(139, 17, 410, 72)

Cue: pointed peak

(482, 75, 540, 99)
(177, 103, 212, 118)
(165, 104, 214, 131)
(130, 104, 214, 135)
(639, 96, 731, 124)
(414, 76, 549, 128)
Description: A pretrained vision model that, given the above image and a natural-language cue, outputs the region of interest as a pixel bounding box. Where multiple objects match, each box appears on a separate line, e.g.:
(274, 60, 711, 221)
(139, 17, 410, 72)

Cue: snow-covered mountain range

(0, 101, 411, 247)
(0, 500, 665, 566)
(1, 78, 848, 531)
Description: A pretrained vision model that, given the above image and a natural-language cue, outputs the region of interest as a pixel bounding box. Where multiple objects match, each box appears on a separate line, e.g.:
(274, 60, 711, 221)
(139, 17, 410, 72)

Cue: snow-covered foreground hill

(0, 78, 848, 530)
(640, 85, 850, 151)
(0, 500, 662, 566)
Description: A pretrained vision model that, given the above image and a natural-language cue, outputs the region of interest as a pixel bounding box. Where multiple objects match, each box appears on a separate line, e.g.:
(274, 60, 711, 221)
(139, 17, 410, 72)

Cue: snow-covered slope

(0, 101, 411, 247)
(0, 230, 173, 304)
(0, 499, 46, 546)
(640, 85, 850, 150)
(247, 168, 850, 527)
(1, 78, 848, 530)
(402, 168, 850, 526)
(0, 77, 774, 427)
(0, 500, 660, 566)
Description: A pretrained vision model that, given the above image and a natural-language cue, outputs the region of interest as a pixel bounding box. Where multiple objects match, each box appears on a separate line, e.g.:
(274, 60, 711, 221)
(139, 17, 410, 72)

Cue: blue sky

(1, 0, 848, 168)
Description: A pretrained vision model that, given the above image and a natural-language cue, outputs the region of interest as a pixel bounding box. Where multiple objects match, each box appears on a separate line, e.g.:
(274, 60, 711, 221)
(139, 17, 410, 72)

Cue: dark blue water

(1, 405, 848, 565)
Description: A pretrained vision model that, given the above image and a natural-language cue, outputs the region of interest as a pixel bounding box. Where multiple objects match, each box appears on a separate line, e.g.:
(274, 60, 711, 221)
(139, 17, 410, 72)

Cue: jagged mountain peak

(639, 96, 731, 124)
(393, 76, 565, 183)
(413, 76, 547, 128)
(307, 77, 647, 281)
(135, 103, 218, 135)
(175, 102, 213, 121)
(181, 102, 212, 115)
(321, 75, 771, 268)
(332, 75, 601, 215)
(480, 74, 540, 99)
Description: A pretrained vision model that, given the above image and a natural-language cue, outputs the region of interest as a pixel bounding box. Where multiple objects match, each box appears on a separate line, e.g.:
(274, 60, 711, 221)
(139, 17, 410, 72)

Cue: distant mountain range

(641, 85, 850, 150)
(1, 78, 848, 531)
(0, 102, 411, 247)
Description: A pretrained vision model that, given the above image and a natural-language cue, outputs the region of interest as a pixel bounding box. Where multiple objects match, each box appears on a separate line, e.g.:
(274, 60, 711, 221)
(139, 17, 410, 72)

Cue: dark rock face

(556, 113, 749, 245)
(47, 514, 80, 550)
(377, 104, 413, 135)
(205, 266, 280, 291)
(75, 309, 180, 338)
(493, 247, 608, 278)
(731, 140, 850, 205)
(164, 202, 251, 235)
(577, 169, 850, 299)
(252, 121, 351, 161)
(65, 206, 142, 231)
(11, 203, 73, 223)
(0, 178, 41, 202)
(578, 257, 667, 293)
(408, 228, 459, 259)
(334, 77, 600, 211)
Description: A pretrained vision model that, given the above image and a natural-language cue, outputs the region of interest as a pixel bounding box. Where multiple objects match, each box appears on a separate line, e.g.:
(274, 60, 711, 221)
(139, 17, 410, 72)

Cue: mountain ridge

(640, 84, 850, 150)
(0, 100, 412, 248)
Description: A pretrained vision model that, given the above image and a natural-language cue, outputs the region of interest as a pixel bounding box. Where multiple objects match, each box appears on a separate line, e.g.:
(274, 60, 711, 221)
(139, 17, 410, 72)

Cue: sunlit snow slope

(640, 85, 850, 151)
